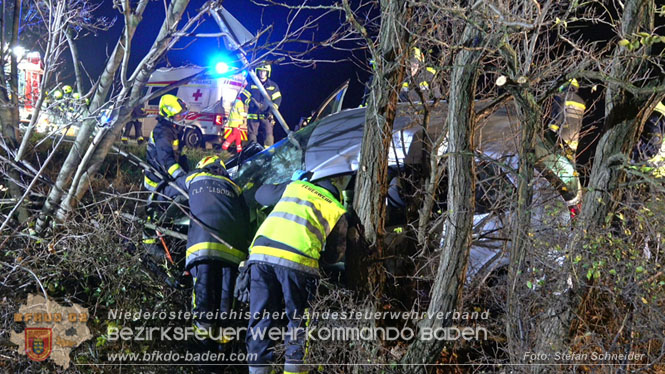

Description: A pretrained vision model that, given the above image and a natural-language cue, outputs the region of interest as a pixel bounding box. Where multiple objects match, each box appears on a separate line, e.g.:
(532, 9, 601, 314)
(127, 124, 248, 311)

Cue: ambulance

(141, 65, 246, 148)
(16, 52, 44, 123)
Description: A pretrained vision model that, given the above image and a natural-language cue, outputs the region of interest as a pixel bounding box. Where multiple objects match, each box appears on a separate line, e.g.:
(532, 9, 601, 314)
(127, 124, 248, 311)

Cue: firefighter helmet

(559, 78, 579, 92)
(159, 94, 188, 118)
(412, 47, 424, 63)
(196, 155, 226, 170)
(52, 90, 63, 100)
(72, 92, 81, 100)
(654, 101, 665, 116)
(256, 63, 271, 78)
(63, 85, 73, 94)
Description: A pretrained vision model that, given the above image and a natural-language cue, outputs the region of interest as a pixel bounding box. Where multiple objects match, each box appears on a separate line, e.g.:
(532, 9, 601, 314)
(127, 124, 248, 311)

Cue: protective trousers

(248, 118, 274, 147)
(247, 263, 317, 374)
(222, 127, 247, 153)
(142, 184, 186, 260)
(190, 263, 237, 336)
(122, 120, 144, 143)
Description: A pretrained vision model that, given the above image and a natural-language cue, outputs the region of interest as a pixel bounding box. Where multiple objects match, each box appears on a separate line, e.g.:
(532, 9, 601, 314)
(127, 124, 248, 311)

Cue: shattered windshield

(233, 123, 318, 192)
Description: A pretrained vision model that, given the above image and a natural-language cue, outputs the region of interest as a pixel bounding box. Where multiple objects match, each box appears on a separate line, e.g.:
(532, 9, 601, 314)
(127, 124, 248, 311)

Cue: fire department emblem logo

(25, 328, 52, 361)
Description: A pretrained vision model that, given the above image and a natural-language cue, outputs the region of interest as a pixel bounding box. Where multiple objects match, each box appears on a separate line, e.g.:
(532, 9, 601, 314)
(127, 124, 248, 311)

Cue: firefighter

(61, 85, 76, 116)
(399, 47, 439, 102)
(242, 63, 282, 147)
(244, 172, 350, 374)
(632, 101, 665, 177)
(534, 79, 586, 217)
(122, 106, 146, 145)
(142, 95, 189, 259)
(547, 78, 586, 159)
(144, 94, 189, 194)
(221, 89, 248, 153)
(185, 155, 250, 346)
(49, 89, 64, 112)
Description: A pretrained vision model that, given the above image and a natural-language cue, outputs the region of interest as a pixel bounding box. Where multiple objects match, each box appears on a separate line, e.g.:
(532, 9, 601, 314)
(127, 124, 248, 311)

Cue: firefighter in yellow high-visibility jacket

(243, 172, 351, 374)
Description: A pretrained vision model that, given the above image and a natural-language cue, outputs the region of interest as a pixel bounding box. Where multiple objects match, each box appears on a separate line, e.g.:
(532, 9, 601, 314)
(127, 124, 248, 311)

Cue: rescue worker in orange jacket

(241, 63, 282, 147)
(222, 90, 248, 153)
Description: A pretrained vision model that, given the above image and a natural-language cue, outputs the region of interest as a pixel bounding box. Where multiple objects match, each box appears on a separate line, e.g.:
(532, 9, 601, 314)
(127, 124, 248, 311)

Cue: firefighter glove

(234, 263, 251, 304)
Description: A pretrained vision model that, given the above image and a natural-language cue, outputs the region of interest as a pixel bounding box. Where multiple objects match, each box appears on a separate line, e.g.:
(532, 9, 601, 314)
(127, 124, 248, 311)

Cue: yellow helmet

(196, 155, 226, 170)
(72, 92, 81, 100)
(655, 102, 665, 116)
(559, 78, 579, 92)
(52, 90, 63, 99)
(63, 85, 73, 94)
(159, 94, 188, 117)
(256, 63, 271, 78)
(412, 47, 424, 63)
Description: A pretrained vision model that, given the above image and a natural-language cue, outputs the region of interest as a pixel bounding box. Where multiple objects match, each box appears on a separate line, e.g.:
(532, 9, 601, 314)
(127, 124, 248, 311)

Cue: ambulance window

(147, 88, 178, 106)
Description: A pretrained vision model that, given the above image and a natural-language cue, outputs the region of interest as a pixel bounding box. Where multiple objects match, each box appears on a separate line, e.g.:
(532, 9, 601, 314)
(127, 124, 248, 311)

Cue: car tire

(184, 128, 203, 148)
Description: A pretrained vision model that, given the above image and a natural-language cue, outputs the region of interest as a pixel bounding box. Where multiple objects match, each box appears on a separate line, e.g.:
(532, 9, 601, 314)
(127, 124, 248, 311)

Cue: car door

(311, 80, 349, 122)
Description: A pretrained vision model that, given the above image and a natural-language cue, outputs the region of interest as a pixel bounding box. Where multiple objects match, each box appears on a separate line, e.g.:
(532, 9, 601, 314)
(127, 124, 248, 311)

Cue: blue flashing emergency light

(215, 61, 230, 75)
(210, 54, 235, 76)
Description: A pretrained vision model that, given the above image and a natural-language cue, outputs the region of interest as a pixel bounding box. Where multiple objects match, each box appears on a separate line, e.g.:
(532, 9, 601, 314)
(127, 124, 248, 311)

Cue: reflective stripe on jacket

(549, 91, 585, 151)
(145, 117, 184, 186)
(227, 99, 247, 129)
(185, 172, 250, 268)
(245, 78, 282, 116)
(248, 180, 346, 274)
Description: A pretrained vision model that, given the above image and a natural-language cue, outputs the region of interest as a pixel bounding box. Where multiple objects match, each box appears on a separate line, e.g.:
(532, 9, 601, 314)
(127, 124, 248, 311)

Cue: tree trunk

(0, 0, 30, 224)
(350, 0, 410, 293)
(65, 27, 84, 95)
(400, 23, 485, 371)
(65, 0, 192, 210)
(505, 90, 539, 363)
(34, 0, 151, 232)
(531, 1, 654, 372)
(35, 37, 126, 233)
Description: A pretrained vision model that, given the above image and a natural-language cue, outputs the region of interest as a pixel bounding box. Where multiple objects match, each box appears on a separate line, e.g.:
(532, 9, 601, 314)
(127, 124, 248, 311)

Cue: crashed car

(228, 85, 580, 281)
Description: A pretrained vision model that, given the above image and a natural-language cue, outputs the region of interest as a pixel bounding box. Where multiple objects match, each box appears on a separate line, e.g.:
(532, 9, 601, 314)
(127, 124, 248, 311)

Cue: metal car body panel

(231, 97, 576, 281)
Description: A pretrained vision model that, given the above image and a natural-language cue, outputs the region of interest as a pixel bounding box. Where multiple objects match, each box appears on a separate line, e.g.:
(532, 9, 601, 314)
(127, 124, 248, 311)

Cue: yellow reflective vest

(248, 181, 346, 275)
(226, 99, 247, 130)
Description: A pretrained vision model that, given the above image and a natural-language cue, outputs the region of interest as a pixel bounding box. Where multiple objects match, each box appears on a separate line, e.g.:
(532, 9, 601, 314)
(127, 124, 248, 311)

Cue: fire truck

(141, 65, 246, 148)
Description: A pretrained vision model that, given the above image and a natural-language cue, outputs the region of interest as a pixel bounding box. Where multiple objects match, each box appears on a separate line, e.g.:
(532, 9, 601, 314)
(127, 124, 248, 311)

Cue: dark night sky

(70, 0, 369, 134)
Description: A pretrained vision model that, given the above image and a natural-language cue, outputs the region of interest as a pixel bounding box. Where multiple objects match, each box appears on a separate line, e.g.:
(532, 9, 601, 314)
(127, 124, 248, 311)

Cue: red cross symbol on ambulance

(192, 89, 203, 101)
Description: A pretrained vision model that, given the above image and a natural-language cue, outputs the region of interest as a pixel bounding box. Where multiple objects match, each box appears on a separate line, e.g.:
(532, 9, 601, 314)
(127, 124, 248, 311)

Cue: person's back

(222, 94, 249, 153)
(248, 179, 346, 274)
(185, 159, 250, 266)
(246, 174, 349, 374)
(185, 155, 250, 345)
(548, 79, 586, 155)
